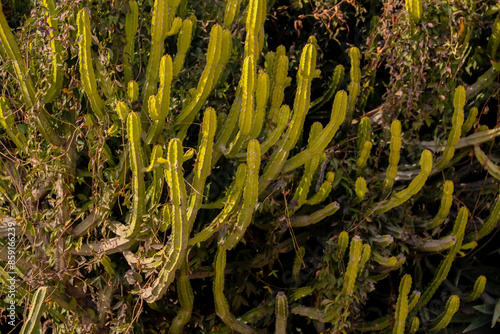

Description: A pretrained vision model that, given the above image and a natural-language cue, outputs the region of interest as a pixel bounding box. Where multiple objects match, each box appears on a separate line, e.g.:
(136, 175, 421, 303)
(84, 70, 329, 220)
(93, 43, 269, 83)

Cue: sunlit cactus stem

(168, 264, 194, 334)
(0, 97, 28, 150)
(355, 177, 367, 201)
(77, 8, 105, 119)
(426, 180, 454, 229)
(41, 0, 64, 104)
(173, 18, 194, 77)
(405, 0, 423, 24)
(223, 0, 242, 29)
(124, 0, 139, 83)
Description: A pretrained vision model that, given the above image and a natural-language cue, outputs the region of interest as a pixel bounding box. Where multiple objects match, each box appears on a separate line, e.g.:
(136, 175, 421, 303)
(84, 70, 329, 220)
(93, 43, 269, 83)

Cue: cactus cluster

(0, 0, 499, 333)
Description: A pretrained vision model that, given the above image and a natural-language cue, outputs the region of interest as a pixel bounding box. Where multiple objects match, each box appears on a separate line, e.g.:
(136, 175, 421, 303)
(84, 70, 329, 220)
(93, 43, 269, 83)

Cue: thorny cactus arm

(214, 247, 254, 334)
(345, 47, 361, 123)
(124, 112, 145, 238)
(428, 295, 460, 332)
(142, 138, 188, 303)
(0, 97, 27, 149)
(409, 207, 468, 318)
(306, 171, 335, 205)
(267, 47, 290, 124)
(383, 120, 402, 193)
(472, 186, 500, 241)
(343, 235, 362, 296)
(355, 177, 367, 201)
(19, 287, 47, 334)
(393, 274, 411, 334)
(124, 0, 138, 83)
(41, 0, 64, 104)
(434, 86, 465, 171)
(173, 18, 194, 77)
(290, 202, 340, 227)
(223, 0, 242, 29)
(77, 9, 104, 119)
(187, 107, 217, 229)
(373, 150, 433, 215)
(405, 0, 422, 24)
(221, 140, 260, 250)
(463, 275, 486, 302)
(310, 64, 344, 112)
(275, 292, 289, 334)
(356, 141, 372, 172)
(425, 180, 454, 229)
(168, 264, 194, 334)
(462, 107, 478, 135)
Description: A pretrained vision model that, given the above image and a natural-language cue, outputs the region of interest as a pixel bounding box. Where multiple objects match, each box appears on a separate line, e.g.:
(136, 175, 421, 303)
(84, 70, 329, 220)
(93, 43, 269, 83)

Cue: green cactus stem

(41, 0, 64, 104)
(292, 246, 305, 285)
(372, 250, 398, 267)
(343, 235, 363, 296)
(127, 80, 139, 103)
(0, 97, 27, 149)
(259, 105, 290, 156)
(393, 274, 412, 334)
(416, 235, 456, 252)
(189, 164, 246, 246)
(19, 286, 47, 334)
(355, 177, 367, 201)
(310, 64, 345, 112)
(383, 120, 402, 193)
(462, 107, 478, 135)
(345, 47, 361, 123)
(356, 141, 372, 172)
(116, 101, 129, 122)
(282, 90, 347, 174)
(409, 317, 420, 334)
(124, 0, 138, 83)
(488, 12, 500, 60)
(474, 145, 500, 181)
(124, 112, 145, 238)
(267, 48, 291, 124)
(306, 171, 335, 205)
(275, 292, 289, 334)
(214, 247, 254, 334)
(373, 150, 433, 215)
(244, 0, 265, 61)
(143, 0, 180, 106)
(424, 180, 454, 230)
(187, 107, 217, 229)
(221, 140, 260, 250)
(146, 55, 173, 144)
(142, 138, 188, 303)
(337, 231, 349, 258)
(463, 275, 486, 302)
(357, 116, 372, 151)
(405, 0, 422, 24)
(428, 295, 460, 332)
(410, 207, 468, 317)
(176, 25, 231, 139)
(77, 8, 105, 119)
(434, 86, 465, 171)
(173, 18, 194, 77)
(289, 202, 340, 227)
(473, 186, 500, 241)
(168, 264, 194, 334)
(223, 0, 242, 29)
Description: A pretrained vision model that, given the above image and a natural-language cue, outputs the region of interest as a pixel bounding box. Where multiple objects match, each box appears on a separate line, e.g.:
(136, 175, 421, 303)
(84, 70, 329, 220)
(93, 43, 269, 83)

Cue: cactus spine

(124, 0, 139, 83)
(77, 9, 105, 119)
(428, 295, 460, 332)
(383, 120, 402, 193)
(393, 274, 411, 334)
(275, 292, 289, 334)
(374, 150, 433, 215)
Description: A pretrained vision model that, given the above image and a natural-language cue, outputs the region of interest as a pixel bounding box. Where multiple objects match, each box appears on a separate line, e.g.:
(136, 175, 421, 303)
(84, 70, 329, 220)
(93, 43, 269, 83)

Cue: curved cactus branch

(124, 0, 139, 83)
